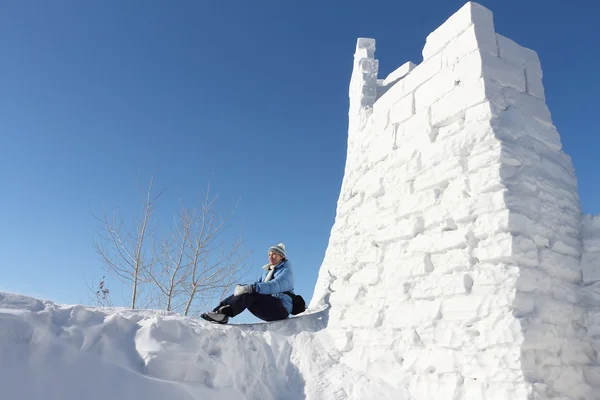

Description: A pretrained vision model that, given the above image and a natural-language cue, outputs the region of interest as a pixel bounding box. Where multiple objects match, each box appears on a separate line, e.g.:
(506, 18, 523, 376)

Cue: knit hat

(268, 243, 286, 259)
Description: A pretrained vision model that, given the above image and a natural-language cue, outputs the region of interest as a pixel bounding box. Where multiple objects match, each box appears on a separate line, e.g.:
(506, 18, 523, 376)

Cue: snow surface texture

(3, 2, 600, 400)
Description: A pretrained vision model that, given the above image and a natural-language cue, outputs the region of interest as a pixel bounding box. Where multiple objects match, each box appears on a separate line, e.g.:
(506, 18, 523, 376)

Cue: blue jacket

(252, 259, 294, 314)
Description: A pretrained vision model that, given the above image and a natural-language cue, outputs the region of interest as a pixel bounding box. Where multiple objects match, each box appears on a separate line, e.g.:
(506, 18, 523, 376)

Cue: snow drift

(0, 292, 398, 399)
(3, 2, 600, 399)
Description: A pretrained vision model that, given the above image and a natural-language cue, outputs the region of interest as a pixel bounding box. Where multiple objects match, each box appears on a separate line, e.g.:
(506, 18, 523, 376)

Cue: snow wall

(310, 2, 600, 399)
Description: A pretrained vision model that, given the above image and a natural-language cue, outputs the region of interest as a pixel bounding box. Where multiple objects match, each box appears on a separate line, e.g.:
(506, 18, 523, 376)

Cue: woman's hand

(234, 284, 255, 296)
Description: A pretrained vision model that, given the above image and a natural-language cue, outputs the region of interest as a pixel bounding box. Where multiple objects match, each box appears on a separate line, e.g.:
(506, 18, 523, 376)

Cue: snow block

(469, 263, 520, 286)
(413, 158, 463, 192)
(384, 299, 441, 328)
(473, 233, 538, 267)
(375, 54, 441, 123)
(374, 81, 405, 130)
(347, 302, 386, 328)
(349, 264, 381, 286)
(441, 294, 509, 322)
(464, 100, 503, 123)
(582, 214, 600, 283)
(468, 163, 504, 194)
(443, 23, 499, 68)
(472, 210, 535, 239)
(410, 348, 461, 374)
(583, 252, 600, 282)
(496, 34, 543, 77)
(388, 93, 414, 125)
(412, 272, 472, 299)
(469, 189, 507, 216)
(375, 215, 424, 243)
(526, 68, 545, 100)
(383, 61, 416, 86)
(430, 78, 505, 128)
(462, 347, 523, 380)
(483, 382, 532, 399)
(402, 52, 443, 94)
(385, 191, 438, 219)
(350, 38, 379, 111)
(551, 239, 581, 258)
(336, 190, 364, 216)
(502, 87, 552, 125)
(381, 253, 433, 278)
(538, 249, 582, 283)
(408, 229, 469, 254)
(468, 143, 505, 171)
(414, 69, 458, 112)
(430, 249, 471, 274)
(355, 168, 385, 199)
(408, 372, 468, 400)
(493, 107, 562, 151)
(517, 268, 579, 304)
(329, 284, 367, 305)
(368, 129, 393, 164)
(455, 50, 526, 93)
(423, 2, 496, 61)
(387, 154, 423, 183)
(436, 118, 465, 141)
(532, 296, 584, 326)
(396, 112, 434, 144)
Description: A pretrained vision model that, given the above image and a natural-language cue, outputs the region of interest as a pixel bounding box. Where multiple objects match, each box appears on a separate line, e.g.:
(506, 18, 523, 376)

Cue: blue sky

(1, 0, 598, 323)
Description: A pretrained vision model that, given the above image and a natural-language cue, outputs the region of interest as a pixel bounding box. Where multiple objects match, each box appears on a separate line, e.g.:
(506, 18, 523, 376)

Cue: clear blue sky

(1, 0, 598, 322)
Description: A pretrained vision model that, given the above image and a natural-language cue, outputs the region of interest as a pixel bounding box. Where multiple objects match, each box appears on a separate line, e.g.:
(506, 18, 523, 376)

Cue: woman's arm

(255, 266, 293, 295)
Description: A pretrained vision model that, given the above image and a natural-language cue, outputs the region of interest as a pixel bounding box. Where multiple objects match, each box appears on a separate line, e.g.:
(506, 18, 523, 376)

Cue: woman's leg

(247, 294, 289, 321)
(207, 293, 288, 322)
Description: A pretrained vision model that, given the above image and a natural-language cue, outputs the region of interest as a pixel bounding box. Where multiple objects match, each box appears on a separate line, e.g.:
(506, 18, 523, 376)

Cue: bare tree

(144, 202, 193, 312)
(182, 190, 248, 316)
(93, 173, 163, 309)
(145, 183, 250, 316)
(92, 174, 250, 316)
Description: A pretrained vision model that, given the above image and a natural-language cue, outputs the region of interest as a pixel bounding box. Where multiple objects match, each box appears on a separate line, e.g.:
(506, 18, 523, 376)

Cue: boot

(201, 305, 231, 324)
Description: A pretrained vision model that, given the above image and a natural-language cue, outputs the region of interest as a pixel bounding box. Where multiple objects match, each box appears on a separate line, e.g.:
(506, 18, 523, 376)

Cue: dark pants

(216, 293, 289, 322)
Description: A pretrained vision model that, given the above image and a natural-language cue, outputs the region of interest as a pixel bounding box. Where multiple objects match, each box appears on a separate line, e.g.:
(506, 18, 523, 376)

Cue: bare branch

(92, 172, 163, 309)
(90, 174, 248, 317)
(84, 275, 113, 308)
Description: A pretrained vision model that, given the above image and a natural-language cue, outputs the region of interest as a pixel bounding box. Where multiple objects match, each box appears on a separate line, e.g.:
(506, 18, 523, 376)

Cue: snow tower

(310, 2, 600, 398)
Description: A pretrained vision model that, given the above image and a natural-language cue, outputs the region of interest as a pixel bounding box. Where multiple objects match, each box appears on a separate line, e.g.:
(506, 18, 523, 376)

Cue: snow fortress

(310, 2, 600, 399)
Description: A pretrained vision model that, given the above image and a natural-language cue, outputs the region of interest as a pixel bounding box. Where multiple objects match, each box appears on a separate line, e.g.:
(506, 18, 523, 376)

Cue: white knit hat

(268, 243, 286, 259)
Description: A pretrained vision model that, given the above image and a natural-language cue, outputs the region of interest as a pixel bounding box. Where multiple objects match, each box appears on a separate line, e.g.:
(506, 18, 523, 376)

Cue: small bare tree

(144, 203, 192, 312)
(93, 173, 163, 309)
(182, 189, 247, 316)
(85, 275, 113, 307)
(145, 183, 250, 316)
(92, 174, 250, 316)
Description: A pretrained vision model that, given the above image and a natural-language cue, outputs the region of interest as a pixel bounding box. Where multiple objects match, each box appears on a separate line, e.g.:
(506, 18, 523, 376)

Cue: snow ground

(0, 292, 405, 400)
